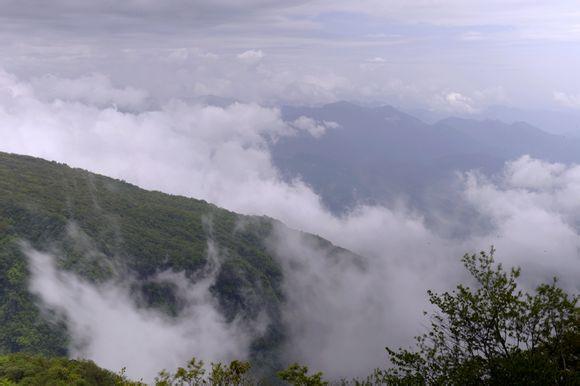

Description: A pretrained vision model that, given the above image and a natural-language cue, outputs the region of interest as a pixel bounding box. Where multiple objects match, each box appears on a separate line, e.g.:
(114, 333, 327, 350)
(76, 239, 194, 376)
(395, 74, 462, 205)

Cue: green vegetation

(155, 357, 254, 385)
(0, 354, 325, 386)
(382, 249, 579, 385)
(0, 152, 293, 367)
(0, 353, 140, 385)
(277, 364, 328, 385)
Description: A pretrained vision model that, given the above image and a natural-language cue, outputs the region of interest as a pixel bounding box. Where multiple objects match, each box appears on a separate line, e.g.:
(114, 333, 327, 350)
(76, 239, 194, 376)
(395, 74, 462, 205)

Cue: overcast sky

(1, 0, 579, 111)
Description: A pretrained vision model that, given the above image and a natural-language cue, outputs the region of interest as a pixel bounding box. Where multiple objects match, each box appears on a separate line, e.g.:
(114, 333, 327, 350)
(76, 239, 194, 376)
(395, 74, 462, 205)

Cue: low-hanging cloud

(29, 73, 150, 110)
(25, 241, 251, 382)
(268, 156, 580, 378)
(464, 156, 580, 284)
(290, 116, 338, 138)
(268, 223, 461, 379)
(1, 70, 578, 379)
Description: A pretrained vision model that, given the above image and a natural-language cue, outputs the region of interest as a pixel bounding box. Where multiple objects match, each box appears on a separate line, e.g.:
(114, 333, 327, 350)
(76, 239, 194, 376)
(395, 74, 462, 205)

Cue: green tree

(383, 248, 579, 385)
(0, 353, 142, 385)
(154, 358, 254, 386)
(277, 363, 328, 385)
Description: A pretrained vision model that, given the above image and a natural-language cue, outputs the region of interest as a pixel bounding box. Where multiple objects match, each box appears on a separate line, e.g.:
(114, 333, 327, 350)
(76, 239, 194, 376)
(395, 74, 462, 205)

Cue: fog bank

(26, 243, 250, 382)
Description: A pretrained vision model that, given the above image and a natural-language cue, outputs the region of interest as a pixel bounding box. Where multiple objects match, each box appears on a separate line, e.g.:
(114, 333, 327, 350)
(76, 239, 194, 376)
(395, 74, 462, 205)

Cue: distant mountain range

(409, 105, 580, 137)
(272, 101, 580, 213)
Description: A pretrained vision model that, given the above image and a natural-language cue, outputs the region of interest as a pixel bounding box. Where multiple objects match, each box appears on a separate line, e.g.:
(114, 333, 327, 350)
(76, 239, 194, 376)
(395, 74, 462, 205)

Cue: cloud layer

(1, 70, 577, 379)
(1, 2, 579, 111)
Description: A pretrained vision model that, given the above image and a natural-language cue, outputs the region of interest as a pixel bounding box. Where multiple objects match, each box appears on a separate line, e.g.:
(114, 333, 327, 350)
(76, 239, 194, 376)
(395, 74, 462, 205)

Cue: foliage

(155, 357, 254, 385)
(0, 355, 332, 386)
(0, 353, 141, 385)
(0, 151, 289, 365)
(0, 235, 69, 356)
(384, 248, 579, 385)
(277, 363, 328, 385)
(154, 358, 332, 386)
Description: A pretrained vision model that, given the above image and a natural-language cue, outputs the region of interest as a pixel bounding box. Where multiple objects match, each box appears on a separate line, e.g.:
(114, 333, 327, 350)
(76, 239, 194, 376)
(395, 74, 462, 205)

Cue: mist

(269, 157, 580, 378)
(1, 68, 578, 379)
(25, 242, 251, 382)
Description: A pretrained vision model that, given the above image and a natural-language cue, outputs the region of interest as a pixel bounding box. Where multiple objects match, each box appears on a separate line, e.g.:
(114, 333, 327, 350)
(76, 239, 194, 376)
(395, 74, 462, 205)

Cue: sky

(1, 0, 580, 111)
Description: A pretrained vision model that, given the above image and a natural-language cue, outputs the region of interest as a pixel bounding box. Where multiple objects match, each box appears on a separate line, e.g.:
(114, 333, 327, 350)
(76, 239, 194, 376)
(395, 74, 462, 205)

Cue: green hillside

(0, 353, 138, 386)
(0, 151, 353, 372)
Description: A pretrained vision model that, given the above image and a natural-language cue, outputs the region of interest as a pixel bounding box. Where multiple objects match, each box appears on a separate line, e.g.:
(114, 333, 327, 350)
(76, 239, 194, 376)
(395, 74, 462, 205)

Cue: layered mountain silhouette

(273, 102, 580, 212)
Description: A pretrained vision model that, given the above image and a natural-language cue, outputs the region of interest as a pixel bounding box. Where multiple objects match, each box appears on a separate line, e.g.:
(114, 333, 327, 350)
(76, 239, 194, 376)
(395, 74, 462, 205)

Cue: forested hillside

(0, 151, 355, 374)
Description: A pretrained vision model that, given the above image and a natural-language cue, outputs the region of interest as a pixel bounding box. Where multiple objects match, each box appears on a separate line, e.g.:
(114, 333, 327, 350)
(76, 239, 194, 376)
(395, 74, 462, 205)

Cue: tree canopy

(382, 248, 579, 385)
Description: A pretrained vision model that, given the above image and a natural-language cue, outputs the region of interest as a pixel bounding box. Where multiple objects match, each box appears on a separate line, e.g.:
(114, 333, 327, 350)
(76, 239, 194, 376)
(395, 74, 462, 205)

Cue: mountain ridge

(0, 151, 360, 375)
(274, 101, 580, 213)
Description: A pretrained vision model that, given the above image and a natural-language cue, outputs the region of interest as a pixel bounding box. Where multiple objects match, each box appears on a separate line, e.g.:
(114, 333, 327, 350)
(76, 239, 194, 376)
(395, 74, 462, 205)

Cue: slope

(0, 151, 357, 372)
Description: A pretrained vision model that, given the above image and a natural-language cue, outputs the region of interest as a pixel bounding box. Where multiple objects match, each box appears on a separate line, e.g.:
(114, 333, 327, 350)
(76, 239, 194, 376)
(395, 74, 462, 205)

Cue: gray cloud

(0, 0, 307, 31)
(1, 2, 578, 110)
(2, 1, 578, 37)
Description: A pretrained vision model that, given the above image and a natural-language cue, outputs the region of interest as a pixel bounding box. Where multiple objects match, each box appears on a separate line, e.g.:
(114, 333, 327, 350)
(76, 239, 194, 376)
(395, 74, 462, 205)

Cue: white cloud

(554, 91, 580, 109)
(29, 73, 149, 110)
(237, 49, 264, 65)
(323, 120, 339, 129)
(464, 158, 580, 280)
(446, 92, 476, 113)
(503, 155, 568, 190)
(290, 116, 338, 138)
(428, 87, 508, 114)
(431, 91, 477, 114)
(26, 245, 249, 382)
